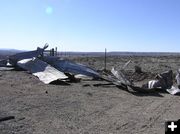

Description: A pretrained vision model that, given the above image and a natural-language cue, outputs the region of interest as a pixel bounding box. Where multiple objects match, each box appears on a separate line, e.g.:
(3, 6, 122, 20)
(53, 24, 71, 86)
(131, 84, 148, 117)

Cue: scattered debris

(176, 69, 180, 89)
(143, 70, 173, 89)
(0, 116, 15, 122)
(75, 74, 93, 80)
(122, 60, 131, 70)
(83, 84, 91, 87)
(166, 86, 180, 95)
(1, 45, 180, 95)
(99, 73, 128, 89)
(139, 70, 180, 95)
(111, 67, 132, 86)
(134, 65, 142, 74)
(93, 83, 115, 87)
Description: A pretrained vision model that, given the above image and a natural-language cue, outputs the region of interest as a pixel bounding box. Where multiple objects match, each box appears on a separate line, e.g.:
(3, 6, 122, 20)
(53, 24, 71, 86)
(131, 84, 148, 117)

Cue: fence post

(104, 48, 107, 70)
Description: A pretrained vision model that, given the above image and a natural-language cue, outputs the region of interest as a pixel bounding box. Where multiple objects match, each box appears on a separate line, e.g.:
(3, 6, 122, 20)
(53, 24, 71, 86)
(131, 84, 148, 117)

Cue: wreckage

(43, 56, 100, 79)
(0, 45, 180, 95)
(0, 45, 102, 84)
(17, 58, 68, 84)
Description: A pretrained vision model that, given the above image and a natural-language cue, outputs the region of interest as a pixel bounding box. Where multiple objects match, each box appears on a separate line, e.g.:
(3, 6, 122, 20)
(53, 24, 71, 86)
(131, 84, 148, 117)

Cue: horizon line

(1, 48, 180, 54)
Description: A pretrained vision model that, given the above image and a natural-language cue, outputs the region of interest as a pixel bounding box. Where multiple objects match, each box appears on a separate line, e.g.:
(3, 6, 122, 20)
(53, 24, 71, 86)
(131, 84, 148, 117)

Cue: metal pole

(105, 48, 107, 70)
(52, 48, 55, 56)
(49, 49, 51, 56)
(55, 47, 57, 56)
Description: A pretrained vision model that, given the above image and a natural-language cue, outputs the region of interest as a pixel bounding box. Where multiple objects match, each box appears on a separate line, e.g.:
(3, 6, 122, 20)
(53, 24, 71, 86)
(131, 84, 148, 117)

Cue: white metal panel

(17, 58, 68, 84)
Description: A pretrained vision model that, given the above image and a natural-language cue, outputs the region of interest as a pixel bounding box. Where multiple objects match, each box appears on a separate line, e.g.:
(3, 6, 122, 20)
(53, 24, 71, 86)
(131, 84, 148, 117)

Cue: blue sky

(0, 0, 180, 52)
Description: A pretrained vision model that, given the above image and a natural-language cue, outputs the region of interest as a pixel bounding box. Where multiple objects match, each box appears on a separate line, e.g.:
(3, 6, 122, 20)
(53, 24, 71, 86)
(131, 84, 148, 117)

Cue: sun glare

(45, 6, 53, 15)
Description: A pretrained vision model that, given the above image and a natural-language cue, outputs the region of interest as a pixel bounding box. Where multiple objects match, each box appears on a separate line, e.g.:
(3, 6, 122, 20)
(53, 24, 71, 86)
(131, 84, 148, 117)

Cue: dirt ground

(0, 55, 180, 134)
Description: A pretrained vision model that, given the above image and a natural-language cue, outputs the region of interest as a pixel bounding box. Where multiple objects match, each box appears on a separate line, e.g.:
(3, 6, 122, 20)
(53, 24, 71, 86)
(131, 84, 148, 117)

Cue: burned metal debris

(1, 45, 180, 95)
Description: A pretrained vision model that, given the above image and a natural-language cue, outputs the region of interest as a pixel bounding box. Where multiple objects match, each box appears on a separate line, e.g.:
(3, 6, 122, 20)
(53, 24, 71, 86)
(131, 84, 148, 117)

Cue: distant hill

(1, 48, 180, 57)
(108, 52, 180, 56)
(0, 49, 24, 56)
(59, 51, 180, 57)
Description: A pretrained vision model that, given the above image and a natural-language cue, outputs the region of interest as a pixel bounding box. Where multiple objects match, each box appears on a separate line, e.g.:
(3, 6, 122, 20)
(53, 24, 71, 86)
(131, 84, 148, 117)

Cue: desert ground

(1, 55, 180, 134)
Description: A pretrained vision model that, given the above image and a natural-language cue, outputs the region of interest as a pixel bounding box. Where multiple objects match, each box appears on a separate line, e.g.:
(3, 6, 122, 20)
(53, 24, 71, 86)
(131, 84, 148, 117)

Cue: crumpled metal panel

(166, 86, 180, 95)
(43, 57, 100, 79)
(17, 58, 68, 84)
(111, 67, 132, 86)
(9, 45, 48, 66)
(75, 74, 93, 80)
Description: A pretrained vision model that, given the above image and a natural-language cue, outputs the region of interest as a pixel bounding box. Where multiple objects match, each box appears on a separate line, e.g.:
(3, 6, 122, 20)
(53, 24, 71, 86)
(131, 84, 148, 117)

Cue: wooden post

(104, 48, 107, 70)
